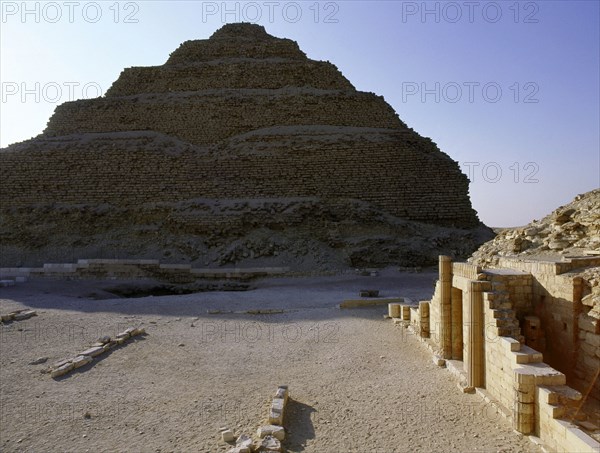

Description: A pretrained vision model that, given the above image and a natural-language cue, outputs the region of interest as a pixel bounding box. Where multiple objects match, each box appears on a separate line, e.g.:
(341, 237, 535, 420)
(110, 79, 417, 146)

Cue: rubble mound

(469, 189, 600, 267)
(0, 23, 491, 270)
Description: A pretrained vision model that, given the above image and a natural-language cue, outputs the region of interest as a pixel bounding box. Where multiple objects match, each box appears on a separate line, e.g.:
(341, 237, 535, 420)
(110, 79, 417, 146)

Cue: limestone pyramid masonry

(0, 23, 492, 269)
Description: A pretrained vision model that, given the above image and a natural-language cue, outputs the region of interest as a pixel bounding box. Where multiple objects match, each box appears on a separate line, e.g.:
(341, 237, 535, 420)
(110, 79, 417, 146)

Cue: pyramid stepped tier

(43, 89, 404, 145)
(0, 23, 491, 269)
(166, 23, 307, 64)
(105, 59, 355, 96)
(0, 127, 476, 226)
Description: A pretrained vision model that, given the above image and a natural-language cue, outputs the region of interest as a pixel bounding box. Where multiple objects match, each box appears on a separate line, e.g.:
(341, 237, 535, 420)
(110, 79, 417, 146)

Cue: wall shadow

(284, 398, 316, 452)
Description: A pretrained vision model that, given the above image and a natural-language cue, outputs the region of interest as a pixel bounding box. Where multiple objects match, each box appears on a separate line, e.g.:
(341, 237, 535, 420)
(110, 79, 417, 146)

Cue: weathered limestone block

(269, 398, 285, 425)
(13, 310, 37, 321)
(72, 355, 93, 369)
(257, 425, 285, 441)
(234, 434, 253, 453)
(97, 335, 111, 344)
(259, 435, 282, 452)
(221, 428, 235, 443)
(50, 362, 74, 378)
(388, 303, 401, 318)
(80, 346, 105, 358)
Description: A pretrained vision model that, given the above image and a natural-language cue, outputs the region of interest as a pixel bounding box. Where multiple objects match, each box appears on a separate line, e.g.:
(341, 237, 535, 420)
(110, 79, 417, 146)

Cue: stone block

(235, 434, 253, 452)
(13, 310, 36, 321)
(72, 355, 93, 369)
(275, 385, 288, 403)
(221, 429, 235, 443)
(388, 303, 401, 318)
(257, 425, 285, 441)
(51, 362, 74, 378)
(80, 346, 105, 358)
(259, 435, 282, 452)
(269, 398, 285, 425)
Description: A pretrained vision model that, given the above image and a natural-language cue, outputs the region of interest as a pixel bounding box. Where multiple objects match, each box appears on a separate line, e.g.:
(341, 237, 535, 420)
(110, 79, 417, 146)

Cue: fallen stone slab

(72, 355, 93, 369)
(50, 362, 74, 378)
(28, 357, 48, 365)
(359, 289, 379, 297)
(258, 435, 282, 452)
(80, 346, 105, 358)
(13, 310, 37, 321)
(97, 335, 111, 344)
(1, 309, 37, 322)
(232, 433, 253, 453)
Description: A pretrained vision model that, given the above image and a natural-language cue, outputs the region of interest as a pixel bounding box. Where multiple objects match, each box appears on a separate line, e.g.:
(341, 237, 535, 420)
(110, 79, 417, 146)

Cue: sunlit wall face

(1, 1, 598, 227)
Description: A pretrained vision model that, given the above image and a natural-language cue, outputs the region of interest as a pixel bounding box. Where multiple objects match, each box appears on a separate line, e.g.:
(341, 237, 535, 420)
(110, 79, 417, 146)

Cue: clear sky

(1, 0, 599, 227)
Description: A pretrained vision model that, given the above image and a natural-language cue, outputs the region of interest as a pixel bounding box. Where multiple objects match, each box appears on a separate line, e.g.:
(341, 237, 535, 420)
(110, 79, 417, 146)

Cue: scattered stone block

(275, 385, 289, 403)
(72, 355, 93, 369)
(259, 435, 282, 452)
(124, 327, 137, 336)
(433, 356, 446, 367)
(13, 310, 37, 321)
(131, 327, 146, 337)
(97, 336, 111, 344)
(257, 425, 285, 441)
(50, 362, 74, 378)
(80, 346, 105, 358)
(52, 358, 71, 369)
(221, 428, 235, 442)
(235, 433, 253, 452)
(360, 289, 379, 297)
(28, 357, 48, 365)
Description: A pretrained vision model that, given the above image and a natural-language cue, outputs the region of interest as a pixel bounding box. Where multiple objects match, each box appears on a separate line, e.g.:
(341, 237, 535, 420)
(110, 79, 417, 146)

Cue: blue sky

(1, 0, 599, 226)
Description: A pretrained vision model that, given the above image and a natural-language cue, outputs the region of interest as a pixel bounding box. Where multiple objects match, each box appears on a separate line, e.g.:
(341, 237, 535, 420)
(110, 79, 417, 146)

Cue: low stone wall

(0, 259, 289, 282)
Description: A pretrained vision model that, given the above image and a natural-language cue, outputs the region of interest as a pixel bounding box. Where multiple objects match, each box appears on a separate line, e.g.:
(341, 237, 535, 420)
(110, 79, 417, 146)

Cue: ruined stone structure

(398, 254, 600, 452)
(0, 23, 490, 269)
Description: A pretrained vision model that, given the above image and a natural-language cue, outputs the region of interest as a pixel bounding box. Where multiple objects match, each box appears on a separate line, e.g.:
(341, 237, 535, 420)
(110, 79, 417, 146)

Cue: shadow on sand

(284, 398, 316, 452)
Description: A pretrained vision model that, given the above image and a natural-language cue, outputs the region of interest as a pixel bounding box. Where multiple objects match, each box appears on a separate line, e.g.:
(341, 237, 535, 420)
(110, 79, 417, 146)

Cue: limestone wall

(496, 257, 600, 401)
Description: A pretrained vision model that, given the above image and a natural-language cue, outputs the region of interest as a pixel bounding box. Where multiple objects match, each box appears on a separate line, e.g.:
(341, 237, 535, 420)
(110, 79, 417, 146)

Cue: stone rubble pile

(470, 189, 600, 267)
(224, 385, 289, 453)
(49, 327, 146, 378)
(0, 308, 37, 323)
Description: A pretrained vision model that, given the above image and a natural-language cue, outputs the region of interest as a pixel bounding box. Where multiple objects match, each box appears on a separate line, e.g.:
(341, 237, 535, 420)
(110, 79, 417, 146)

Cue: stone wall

(412, 255, 600, 452)
(496, 257, 600, 403)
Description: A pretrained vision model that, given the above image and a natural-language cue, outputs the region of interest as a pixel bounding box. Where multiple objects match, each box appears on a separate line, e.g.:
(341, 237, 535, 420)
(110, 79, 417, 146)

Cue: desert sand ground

(0, 269, 540, 452)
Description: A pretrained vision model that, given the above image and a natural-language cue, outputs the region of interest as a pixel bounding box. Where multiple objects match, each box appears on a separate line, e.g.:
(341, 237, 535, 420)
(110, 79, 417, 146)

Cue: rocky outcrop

(469, 189, 600, 267)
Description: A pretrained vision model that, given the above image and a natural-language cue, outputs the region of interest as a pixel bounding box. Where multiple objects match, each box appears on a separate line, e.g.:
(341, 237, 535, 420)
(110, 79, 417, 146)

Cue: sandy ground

(0, 269, 540, 452)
